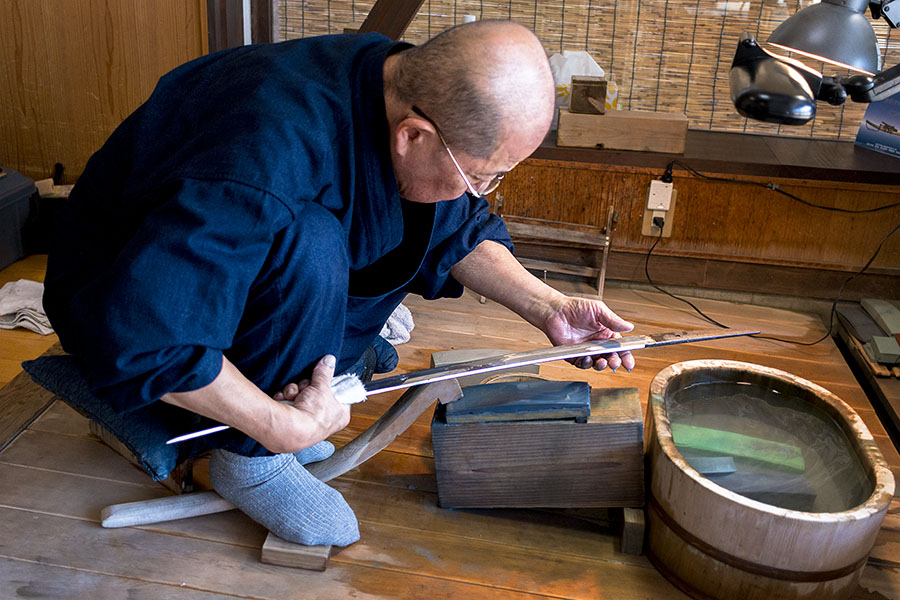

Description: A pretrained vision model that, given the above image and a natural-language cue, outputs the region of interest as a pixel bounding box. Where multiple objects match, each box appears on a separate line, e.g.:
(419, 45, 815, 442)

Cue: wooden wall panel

(497, 159, 900, 299)
(0, 0, 208, 181)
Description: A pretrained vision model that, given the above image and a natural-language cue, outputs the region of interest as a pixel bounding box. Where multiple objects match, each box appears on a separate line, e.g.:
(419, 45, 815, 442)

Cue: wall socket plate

(641, 189, 677, 238)
(646, 180, 674, 211)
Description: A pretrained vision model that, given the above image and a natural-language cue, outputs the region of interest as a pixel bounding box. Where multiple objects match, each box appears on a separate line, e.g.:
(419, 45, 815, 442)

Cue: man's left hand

(541, 296, 636, 372)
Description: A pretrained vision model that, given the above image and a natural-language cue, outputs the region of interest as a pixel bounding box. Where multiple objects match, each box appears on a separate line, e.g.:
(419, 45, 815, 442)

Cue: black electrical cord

(644, 225, 730, 329)
(667, 159, 900, 214)
(643, 162, 900, 346)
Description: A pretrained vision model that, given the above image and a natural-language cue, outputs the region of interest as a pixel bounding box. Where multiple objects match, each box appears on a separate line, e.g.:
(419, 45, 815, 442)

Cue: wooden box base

(432, 387, 644, 508)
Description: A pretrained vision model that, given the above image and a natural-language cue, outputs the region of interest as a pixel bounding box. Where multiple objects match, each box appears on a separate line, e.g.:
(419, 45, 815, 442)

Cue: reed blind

(276, 1, 899, 142)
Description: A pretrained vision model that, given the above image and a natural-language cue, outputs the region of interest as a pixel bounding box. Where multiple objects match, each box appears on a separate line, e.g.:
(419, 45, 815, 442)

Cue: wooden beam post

(357, 0, 425, 40)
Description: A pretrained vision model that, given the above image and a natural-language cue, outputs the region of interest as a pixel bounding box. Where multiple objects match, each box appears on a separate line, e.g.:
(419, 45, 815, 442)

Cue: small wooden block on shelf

(557, 107, 688, 153)
(569, 75, 607, 114)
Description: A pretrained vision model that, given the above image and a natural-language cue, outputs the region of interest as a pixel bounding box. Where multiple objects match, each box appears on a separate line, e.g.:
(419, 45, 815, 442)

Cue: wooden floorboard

(1, 277, 899, 598)
(0, 559, 244, 599)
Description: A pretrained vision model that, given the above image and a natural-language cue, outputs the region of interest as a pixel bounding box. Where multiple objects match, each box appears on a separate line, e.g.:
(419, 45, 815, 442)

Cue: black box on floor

(0, 168, 37, 271)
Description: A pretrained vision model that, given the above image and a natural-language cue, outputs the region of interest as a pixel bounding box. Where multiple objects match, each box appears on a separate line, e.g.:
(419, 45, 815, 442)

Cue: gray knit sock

(293, 440, 335, 465)
(209, 449, 359, 546)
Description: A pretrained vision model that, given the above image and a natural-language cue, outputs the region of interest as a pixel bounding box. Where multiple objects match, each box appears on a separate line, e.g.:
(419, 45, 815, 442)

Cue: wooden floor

(1, 256, 899, 598)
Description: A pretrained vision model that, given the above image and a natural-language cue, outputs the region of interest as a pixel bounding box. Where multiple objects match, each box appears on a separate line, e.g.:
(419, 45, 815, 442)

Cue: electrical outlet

(646, 180, 673, 211)
(641, 189, 677, 237)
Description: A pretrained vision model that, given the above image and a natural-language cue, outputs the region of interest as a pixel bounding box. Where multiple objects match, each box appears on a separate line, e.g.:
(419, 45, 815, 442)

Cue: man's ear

(393, 117, 433, 157)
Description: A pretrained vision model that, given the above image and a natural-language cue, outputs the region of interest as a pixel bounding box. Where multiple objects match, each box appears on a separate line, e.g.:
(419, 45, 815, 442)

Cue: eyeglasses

(411, 105, 505, 198)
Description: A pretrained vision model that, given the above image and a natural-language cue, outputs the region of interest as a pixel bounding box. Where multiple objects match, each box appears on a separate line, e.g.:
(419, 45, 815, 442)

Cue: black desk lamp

(730, 0, 900, 125)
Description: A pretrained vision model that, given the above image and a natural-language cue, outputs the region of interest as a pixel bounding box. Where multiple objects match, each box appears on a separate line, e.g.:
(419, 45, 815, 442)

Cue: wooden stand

(432, 387, 644, 508)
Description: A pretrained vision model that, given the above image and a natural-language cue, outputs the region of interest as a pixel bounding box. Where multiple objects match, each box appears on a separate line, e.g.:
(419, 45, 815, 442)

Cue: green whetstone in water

(671, 423, 805, 473)
(444, 381, 591, 424)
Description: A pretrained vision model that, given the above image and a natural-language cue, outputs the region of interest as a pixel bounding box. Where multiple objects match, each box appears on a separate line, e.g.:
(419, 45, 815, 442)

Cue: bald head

(387, 20, 554, 159)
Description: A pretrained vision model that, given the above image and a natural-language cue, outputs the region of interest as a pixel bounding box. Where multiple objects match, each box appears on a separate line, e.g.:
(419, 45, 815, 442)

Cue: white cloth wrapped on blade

(0, 279, 54, 335)
(379, 303, 414, 345)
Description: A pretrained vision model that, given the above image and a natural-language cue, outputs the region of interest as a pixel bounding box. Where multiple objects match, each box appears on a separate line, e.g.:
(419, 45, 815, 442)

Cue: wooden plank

(0, 438, 642, 571)
(260, 534, 331, 571)
(0, 370, 57, 452)
(0, 508, 580, 600)
(0, 462, 170, 521)
(0, 1, 208, 180)
(0, 428, 162, 486)
(0, 558, 243, 599)
(504, 217, 609, 248)
(28, 398, 92, 436)
(557, 109, 688, 153)
(0, 461, 263, 548)
(855, 564, 900, 599)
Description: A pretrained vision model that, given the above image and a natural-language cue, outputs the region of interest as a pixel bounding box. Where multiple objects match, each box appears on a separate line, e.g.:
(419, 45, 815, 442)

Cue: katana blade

(165, 327, 757, 445)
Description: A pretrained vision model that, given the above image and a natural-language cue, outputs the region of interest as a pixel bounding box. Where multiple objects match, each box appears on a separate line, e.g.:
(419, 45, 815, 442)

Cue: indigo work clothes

(43, 33, 511, 458)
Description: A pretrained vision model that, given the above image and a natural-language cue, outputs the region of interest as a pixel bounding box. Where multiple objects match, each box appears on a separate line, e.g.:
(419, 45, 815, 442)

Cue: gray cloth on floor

(379, 303, 414, 345)
(0, 279, 54, 335)
(209, 449, 359, 546)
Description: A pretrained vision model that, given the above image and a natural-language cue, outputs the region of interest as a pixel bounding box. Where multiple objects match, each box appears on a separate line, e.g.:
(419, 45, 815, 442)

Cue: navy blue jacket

(44, 33, 512, 414)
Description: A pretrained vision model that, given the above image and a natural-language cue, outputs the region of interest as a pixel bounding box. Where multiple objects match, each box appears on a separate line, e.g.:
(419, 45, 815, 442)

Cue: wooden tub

(645, 360, 894, 600)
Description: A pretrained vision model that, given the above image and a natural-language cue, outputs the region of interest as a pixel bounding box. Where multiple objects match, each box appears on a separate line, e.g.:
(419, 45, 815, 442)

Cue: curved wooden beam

(101, 379, 462, 528)
(307, 378, 461, 482)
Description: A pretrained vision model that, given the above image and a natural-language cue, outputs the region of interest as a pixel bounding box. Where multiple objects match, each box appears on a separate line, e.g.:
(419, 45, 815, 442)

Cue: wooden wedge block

(557, 108, 688, 153)
(89, 420, 190, 494)
(261, 534, 331, 571)
(620, 507, 645, 556)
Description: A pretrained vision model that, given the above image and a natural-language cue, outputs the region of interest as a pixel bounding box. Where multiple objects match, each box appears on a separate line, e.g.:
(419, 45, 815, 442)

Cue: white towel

(0, 279, 54, 335)
(379, 303, 414, 345)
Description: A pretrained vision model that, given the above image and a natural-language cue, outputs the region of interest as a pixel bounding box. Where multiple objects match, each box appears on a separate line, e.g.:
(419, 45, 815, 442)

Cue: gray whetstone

(862, 298, 900, 335)
(836, 304, 885, 343)
(444, 380, 591, 424)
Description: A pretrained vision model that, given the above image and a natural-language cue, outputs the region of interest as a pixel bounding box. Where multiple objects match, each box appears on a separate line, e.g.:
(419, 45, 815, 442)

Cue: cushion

(22, 355, 199, 481)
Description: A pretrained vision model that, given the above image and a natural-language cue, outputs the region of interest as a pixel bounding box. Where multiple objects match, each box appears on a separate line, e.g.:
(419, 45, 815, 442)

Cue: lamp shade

(767, 0, 881, 74)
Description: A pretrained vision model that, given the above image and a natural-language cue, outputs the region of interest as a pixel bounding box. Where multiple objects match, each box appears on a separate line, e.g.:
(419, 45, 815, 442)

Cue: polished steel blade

(166, 327, 757, 444)
(364, 327, 757, 394)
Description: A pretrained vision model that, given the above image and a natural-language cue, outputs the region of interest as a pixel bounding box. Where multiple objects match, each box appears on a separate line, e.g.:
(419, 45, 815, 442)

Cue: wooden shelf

(535, 129, 900, 186)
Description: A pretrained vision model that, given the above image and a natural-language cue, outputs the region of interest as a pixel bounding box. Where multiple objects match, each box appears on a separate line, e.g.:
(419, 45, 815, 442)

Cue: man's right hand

(277, 354, 350, 449)
(161, 354, 350, 455)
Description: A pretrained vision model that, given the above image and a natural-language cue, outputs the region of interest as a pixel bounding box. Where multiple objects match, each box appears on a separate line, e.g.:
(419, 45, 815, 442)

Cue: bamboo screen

(276, 1, 899, 142)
